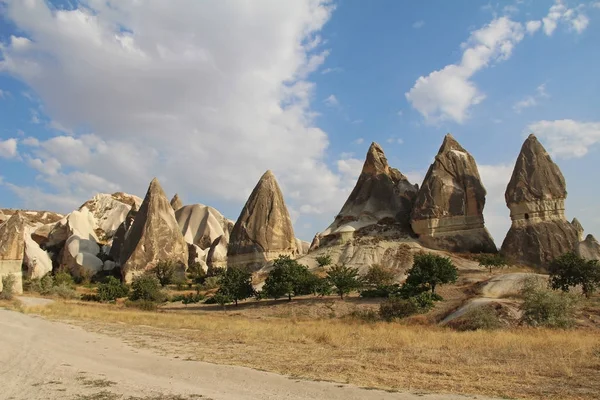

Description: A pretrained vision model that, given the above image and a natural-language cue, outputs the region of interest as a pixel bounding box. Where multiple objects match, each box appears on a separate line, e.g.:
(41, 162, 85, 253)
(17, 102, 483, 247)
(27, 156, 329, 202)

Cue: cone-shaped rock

(227, 170, 297, 269)
(0, 213, 25, 294)
(170, 194, 183, 211)
(501, 134, 579, 267)
(316, 142, 418, 247)
(576, 234, 600, 261)
(411, 134, 496, 253)
(120, 178, 188, 282)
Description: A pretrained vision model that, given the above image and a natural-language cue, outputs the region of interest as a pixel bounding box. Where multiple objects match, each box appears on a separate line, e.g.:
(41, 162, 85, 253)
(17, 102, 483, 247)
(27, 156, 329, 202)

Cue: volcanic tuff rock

(501, 134, 580, 267)
(411, 134, 496, 253)
(317, 142, 418, 247)
(576, 234, 600, 261)
(170, 194, 183, 211)
(227, 170, 297, 269)
(79, 192, 142, 240)
(0, 213, 26, 294)
(175, 204, 233, 267)
(120, 178, 188, 283)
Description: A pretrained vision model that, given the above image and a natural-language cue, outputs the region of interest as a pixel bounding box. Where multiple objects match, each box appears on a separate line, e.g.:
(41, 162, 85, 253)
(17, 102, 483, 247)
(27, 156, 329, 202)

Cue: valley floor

(2, 297, 599, 400)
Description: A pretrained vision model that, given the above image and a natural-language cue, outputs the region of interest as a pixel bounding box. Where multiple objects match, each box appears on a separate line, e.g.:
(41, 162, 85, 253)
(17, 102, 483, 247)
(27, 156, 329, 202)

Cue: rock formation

(227, 170, 297, 269)
(576, 234, 600, 261)
(318, 142, 418, 247)
(78, 192, 142, 241)
(170, 194, 183, 211)
(572, 218, 584, 241)
(0, 213, 26, 294)
(500, 134, 580, 267)
(411, 134, 496, 253)
(120, 178, 188, 282)
(175, 204, 232, 267)
(109, 204, 138, 262)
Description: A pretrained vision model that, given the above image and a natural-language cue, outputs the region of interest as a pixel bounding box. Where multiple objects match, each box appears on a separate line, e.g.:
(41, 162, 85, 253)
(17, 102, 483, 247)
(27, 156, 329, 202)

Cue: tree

(187, 262, 207, 284)
(404, 253, 458, 295)
(477, 253, 508, 274)
(364, 264, 396, 287)
(129, 275, 166, 302)
(315, 254, 332, 268)
(326, 264, 361, 299)
(548, 252, 600, 298)
(154, 260, 176, 287)
(217, 266, 254, 306)
(262, 255, 315, 301)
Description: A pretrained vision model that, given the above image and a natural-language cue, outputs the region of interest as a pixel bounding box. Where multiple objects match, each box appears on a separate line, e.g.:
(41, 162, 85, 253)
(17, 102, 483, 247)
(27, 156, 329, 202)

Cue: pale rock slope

(576, 234, 600, 261)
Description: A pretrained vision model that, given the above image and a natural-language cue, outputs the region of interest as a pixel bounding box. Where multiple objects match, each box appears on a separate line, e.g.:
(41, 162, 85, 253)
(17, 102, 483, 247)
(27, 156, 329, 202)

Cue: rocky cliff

(500, 134, 580, 267)
(411, 134, 496, 253)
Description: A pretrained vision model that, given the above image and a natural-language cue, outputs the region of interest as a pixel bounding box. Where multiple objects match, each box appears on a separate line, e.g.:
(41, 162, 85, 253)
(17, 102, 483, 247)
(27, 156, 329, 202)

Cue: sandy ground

(0, 309, 500, 400)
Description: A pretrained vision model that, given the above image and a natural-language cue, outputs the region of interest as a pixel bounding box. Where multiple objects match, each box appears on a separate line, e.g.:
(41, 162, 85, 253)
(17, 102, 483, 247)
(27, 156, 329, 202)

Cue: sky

(0, 0, 599, 246)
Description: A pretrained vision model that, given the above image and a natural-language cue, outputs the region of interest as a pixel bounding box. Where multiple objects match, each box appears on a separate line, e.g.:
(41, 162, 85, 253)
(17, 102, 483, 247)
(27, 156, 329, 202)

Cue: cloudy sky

(0, 0, 599, 245)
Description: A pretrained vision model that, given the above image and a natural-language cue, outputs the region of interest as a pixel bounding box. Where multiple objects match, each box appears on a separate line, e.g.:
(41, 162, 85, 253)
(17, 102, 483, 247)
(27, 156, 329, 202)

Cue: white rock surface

(23, 226, 53, 279)
(480, 273, 548, 299)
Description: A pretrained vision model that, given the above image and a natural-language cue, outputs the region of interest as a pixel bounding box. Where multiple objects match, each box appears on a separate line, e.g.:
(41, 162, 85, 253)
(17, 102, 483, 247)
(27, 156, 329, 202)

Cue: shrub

(39, 274, 55, 295)
(172, 277, 187, 291)
(315, 254, 332, 268)
(171, 292, 204, 304)
(54, 271, 75, 288)
(313, 276, 333, 296)
(521, 281, 579, 328)
(129, 275, 166, 303)
(364, 264, 396, 287)
(326, 264, 361, 299)
(202, 276, 220, 290)
(97, 276, 129, 302)
(206, 266, 225, 277)
(379, 292, 437, 321)
(360, 284, 402, 298)
(203, 296, 218, 304)
(448, 305, 503, 331)
(0, 275, 16, 300)
(51, 283, 80, 299)
(262, 255, 315, 300)
(212, 292, 232, 307)
(405, 253, 458, 295)
(81, 293, 101, 302)
(217, 266, 254, 305)
(548, 252, 600, 298)
(153, 260, 177, 287)
(477, 253, 508, 274)
(124, 299, 158, 311)
(187, 262, 207, 284)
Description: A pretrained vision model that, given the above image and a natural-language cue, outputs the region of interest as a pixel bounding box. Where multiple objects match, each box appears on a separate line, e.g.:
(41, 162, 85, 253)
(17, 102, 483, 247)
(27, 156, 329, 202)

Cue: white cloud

(336, 157, 363, 180)
(321, 67, 342, 74)
(0, 138, 18, 158)
(386, 137, 404, 145)
(527, 119, 600, 158)
(353, 138, 364, 145)
(542, 1, 589, 36)
(406, 17, 525, 124)
(324, 94, 339, 107)
(412, 20, 425, 29)
(479, 163, 515, 246)
(503, 5, 519, 15)
(30, 109, 40, 124)
(0, 0, 356, 239)
(0, 89, 7, 98)
(22, 137, 39, 146)
(513, 83, 549, 113)
(404, 170, 425, 187)
(526, 20, 542, 34)
(593, 2, 600, 9)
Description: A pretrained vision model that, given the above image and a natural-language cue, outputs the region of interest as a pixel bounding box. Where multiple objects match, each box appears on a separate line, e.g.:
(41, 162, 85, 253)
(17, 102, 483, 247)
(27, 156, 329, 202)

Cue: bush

(81, 293, 101, 302)
(313, 276, 333, 296)
(202, 276, 220, 290)
(51, 283, 79, 299)
(448, 305, 503, 331)
(124, 299, 158, 311)
(521, 280, 579, 328)
(171, 292, 204, 304)
(548, 252, 600, 298)
(379, 292, 437, 321)
(364, 264, 396, 287)
(477, 253, 508, 274)
(203, 296, 218, 304)
(326, 264, 361, 299)
(54, 271, 75, 288)
(0, 275, 16, 300)
(315, 254, 332, 268)
(97, 276, 129, 302)
(187, 262, 207, 284)
(405, 253, 458, 295)
(129, 275, 166, 303)
(154, 260, 178, 287)
(360, 284, 402, 298)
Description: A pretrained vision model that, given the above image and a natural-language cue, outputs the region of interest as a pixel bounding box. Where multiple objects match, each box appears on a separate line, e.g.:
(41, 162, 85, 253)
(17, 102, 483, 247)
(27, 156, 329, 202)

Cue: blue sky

(0, 0, 599, 245)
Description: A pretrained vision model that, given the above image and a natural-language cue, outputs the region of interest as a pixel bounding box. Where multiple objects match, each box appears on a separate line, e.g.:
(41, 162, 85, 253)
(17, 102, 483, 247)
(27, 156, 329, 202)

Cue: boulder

(411, 134, 496, 253)
(227, 170, 297, 269)
(319, 142, 418, 245)
(170, 194, 183, 211)
(296, 238, 310, 255)
(120, 178, 188, 283)
(23, 226, 53, 279)
(78, 193, 142, 241)
(576, 234, 600, 261)
(500, 134, 580, 267)
(61, 235, 103, 276)
(0, 213, 26, 294)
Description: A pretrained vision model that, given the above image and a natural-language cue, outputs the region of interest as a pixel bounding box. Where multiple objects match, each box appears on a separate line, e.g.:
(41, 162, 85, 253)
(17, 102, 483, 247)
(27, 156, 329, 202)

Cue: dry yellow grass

(22, 300, 600, 400)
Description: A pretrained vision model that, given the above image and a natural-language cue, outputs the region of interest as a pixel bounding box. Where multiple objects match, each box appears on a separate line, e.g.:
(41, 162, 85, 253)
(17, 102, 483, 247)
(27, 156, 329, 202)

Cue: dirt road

(0, 310, 498, 400)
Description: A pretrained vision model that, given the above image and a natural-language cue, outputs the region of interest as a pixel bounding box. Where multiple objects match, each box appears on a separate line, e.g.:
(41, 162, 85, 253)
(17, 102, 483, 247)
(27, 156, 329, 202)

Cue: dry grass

(25, 300, 600, 400)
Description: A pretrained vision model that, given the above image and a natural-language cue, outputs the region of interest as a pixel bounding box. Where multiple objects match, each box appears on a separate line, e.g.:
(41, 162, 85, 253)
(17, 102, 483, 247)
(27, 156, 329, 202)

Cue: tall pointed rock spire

(170, 193, 183, 211)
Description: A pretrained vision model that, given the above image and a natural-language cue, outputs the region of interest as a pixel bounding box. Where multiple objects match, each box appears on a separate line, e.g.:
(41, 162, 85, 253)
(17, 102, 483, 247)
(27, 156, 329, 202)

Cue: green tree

(262, 255, 315, 301)
(154, 260, 177, 287)
(326, 264, 361, 299)
(187, 262, 207, 284)
(405, 253, 458, 295)
(97, 276, 129, 301)
(477, 253, 508, 274)
(315, 254, 332, 268)
(217, 266, 254, 306)
(363, 264, 396, 287)
(129, 275, 166, 302)
(548, 252, 600, 298)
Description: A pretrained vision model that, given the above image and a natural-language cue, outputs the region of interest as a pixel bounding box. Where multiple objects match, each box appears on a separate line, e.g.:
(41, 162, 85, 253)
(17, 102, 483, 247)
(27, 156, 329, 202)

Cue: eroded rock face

(411, 134, 496, 253)
(227, 170, 297, 269)
(319, 142, 418, 246)
(501, 134, 579, 267)
(109, 204, 138, 263)
(79, 193, 142, 241)
(0, 213, 26, 294)
(576, 234, 600, 261)
(170, 194, 183, 211)
(120, 178, 188, 282)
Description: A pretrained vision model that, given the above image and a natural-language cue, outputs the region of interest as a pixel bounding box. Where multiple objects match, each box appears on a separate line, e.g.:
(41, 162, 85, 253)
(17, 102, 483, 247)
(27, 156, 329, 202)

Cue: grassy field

(19, 299, 600, 400)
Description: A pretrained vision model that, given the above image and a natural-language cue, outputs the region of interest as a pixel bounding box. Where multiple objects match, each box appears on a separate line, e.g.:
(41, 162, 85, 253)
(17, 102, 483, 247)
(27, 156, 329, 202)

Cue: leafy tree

(521, 278, 579, 328)
(97, 276, 129, 302)
(154, 260, 177, 287)
(262, 255, 315, 301)
(217, 266, 254, 306)
(129, 275, 166, 302)
(313, 276, 333, 296)
(404, 253, 458, 295)
(364, 264, 396, 287)
(326, 264, 361, 299)
(315, 254, 332, 268)
(187, 262, 207, 284)
(477, 253, 508, 274)
(548, 252, 600, 298)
